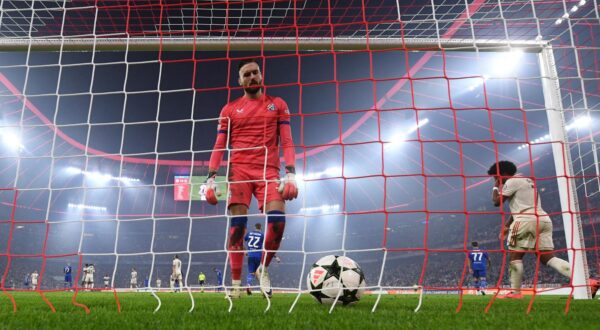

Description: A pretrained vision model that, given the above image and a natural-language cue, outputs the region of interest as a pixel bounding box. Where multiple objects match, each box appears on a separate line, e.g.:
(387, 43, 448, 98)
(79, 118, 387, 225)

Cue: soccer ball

(306, 255, 366, 305)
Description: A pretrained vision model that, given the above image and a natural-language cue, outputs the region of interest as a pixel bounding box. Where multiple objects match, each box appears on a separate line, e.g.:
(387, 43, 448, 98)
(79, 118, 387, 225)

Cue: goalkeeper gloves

(278, 166, 298, 201)
(205, 171, 219, 205)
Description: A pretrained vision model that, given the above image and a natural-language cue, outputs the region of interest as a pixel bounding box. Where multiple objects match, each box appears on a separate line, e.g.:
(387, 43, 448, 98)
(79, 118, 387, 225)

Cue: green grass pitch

(0, 292, 598, 329)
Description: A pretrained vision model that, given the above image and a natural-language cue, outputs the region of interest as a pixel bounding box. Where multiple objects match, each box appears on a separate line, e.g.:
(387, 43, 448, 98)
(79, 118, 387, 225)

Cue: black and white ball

(307, 255, 366, 305)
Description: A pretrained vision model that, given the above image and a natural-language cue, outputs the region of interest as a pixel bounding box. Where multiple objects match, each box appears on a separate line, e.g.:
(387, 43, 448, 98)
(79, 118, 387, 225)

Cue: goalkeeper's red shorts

(228, 163, 283, 210)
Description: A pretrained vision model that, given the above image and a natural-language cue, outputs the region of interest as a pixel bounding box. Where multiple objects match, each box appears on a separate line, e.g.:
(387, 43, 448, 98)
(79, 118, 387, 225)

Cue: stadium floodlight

(297, 166, 343, 182)
(85, 171, 113, 183)
(579, 0, 586, 6)
(565, 114, 592, 131)
(67, 203, 107, 212)
(324, 166, 342, 176)
(386, 118, 429, 149)
(1, 130, 24, 151)
(517, 134, 551, 150)
(299, 204, 340, 214)
(65, 167, 140, 184)
(65, 167, 83, 175)
(492, 49, 523, 76)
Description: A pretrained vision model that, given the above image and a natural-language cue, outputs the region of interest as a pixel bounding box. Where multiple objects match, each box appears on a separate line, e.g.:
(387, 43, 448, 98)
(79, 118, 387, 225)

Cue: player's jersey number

(248, 235, 261, 249)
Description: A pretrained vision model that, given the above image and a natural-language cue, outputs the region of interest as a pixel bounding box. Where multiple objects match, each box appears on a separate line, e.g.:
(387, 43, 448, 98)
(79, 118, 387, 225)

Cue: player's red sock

(264, 211, 285, 267)
(228, 216, 247, 281)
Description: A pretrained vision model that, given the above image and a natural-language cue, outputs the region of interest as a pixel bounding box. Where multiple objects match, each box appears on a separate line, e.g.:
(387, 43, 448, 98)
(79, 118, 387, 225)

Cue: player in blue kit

(64, 263, 72, 288)
(468, 241, 491, 295)
(245, 223, 264, 296)
(214, 268, 223, 292)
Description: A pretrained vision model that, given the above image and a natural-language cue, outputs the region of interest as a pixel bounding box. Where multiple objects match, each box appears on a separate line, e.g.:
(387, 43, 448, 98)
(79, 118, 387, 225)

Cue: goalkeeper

(206, 58, 298, 299)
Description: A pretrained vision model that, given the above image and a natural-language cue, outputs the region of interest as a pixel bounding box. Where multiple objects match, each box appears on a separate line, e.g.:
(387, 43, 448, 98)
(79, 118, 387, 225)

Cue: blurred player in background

(206, 58, 298, 298)
(172, 255, 183, 292)
(214, 268, 223, 292)
(130, 268, 138, 289)
(30, 270, 39, 290)
(64, 263, 72, 288)
(156, 278, 162, 289)
(489, 160, 571, 299)
(82, 264, 94, 289)
(103, 274, 110, 289)
(468, 241, 491, 295)
(198, 272, 206, 292)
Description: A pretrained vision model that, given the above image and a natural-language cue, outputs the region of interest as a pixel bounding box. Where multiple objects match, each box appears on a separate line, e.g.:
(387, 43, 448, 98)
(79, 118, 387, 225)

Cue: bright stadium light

(492, 49, 523, 76)
(85, 171, 112, 183)
(565, 114, 592, 131)
(1, 130, 24, 151)
(517, 134, 551, 150)
(386, 118, 429, 149)
(67, 203, 107, 212)
(297, 166, 343, 182)
(299, 204, 340, 214)
(578, 0, 586, 6)
(65, 167, 82, 175)
(65, 167, 140, 184)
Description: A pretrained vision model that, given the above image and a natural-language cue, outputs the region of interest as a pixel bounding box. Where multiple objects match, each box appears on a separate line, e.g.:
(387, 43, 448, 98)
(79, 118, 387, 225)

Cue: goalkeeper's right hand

(205, 171, 218, 205)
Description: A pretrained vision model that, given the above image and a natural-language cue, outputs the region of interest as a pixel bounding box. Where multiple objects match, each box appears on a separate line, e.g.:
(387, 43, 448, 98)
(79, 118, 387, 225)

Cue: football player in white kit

(172, 255, 183, 292)
(130, 268, 138, 289)
(489, 160, 571, 299)
(84, 264, 95, 289)
(30, 270, 39, 290)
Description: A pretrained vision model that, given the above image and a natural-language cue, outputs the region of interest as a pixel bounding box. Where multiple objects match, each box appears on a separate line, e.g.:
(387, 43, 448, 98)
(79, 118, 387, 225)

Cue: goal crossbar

(0, 37, 548, 52)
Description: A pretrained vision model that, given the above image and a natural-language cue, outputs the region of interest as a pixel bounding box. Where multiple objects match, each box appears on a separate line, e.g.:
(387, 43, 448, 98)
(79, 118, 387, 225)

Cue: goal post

(539, 46, 591, 299)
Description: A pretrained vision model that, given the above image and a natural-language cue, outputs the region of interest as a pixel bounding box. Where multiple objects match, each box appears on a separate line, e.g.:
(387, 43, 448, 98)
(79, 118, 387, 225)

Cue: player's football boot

(227, 280, 242, 299)
(256, 265, 272, 298)
(497, 292, 523, 299)
(246, 287, 252, 296)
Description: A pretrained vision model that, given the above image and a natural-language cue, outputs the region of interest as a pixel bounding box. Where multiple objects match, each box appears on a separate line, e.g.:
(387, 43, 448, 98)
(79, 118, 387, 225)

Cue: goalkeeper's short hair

(238, 58, 260, 72)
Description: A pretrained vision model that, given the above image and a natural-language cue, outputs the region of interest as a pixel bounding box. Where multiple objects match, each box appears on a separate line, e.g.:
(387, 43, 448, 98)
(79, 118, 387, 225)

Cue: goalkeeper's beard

(244, 83, 262, 95)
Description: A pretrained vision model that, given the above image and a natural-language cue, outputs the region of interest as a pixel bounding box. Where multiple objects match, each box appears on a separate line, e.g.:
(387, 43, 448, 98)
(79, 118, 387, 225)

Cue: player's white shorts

(131, 280, 137, 285)
(508, 216, 554, 251)
(31, 280, 38, 286)
(84, 274, 94, 283)
(172, 272, 182, 281)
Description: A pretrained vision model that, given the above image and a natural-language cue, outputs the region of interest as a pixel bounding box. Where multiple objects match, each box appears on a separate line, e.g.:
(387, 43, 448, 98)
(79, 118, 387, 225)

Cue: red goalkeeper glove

(205, 171, 218, 205)
(278, 166, 298, 201)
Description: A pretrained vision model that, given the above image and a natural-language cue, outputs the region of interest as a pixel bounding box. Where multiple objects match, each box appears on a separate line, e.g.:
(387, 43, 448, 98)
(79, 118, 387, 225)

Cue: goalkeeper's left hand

(278, 166, 298, 200)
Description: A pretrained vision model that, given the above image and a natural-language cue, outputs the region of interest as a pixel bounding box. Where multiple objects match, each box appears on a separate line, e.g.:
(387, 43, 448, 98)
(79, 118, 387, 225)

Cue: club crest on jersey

(267, 103, 277, 111)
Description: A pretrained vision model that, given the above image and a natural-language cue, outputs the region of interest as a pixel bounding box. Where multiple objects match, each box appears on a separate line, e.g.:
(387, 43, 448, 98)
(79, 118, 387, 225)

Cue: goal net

(0, 0, 598, 314)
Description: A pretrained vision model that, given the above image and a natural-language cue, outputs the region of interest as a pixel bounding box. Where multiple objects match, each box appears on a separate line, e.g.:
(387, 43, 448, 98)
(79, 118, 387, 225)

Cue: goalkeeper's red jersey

(208, 94, 295, 171)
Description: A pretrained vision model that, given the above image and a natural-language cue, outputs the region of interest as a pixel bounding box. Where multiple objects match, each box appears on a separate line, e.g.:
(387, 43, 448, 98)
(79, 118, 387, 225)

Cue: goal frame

(0, 36, 592, 311)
